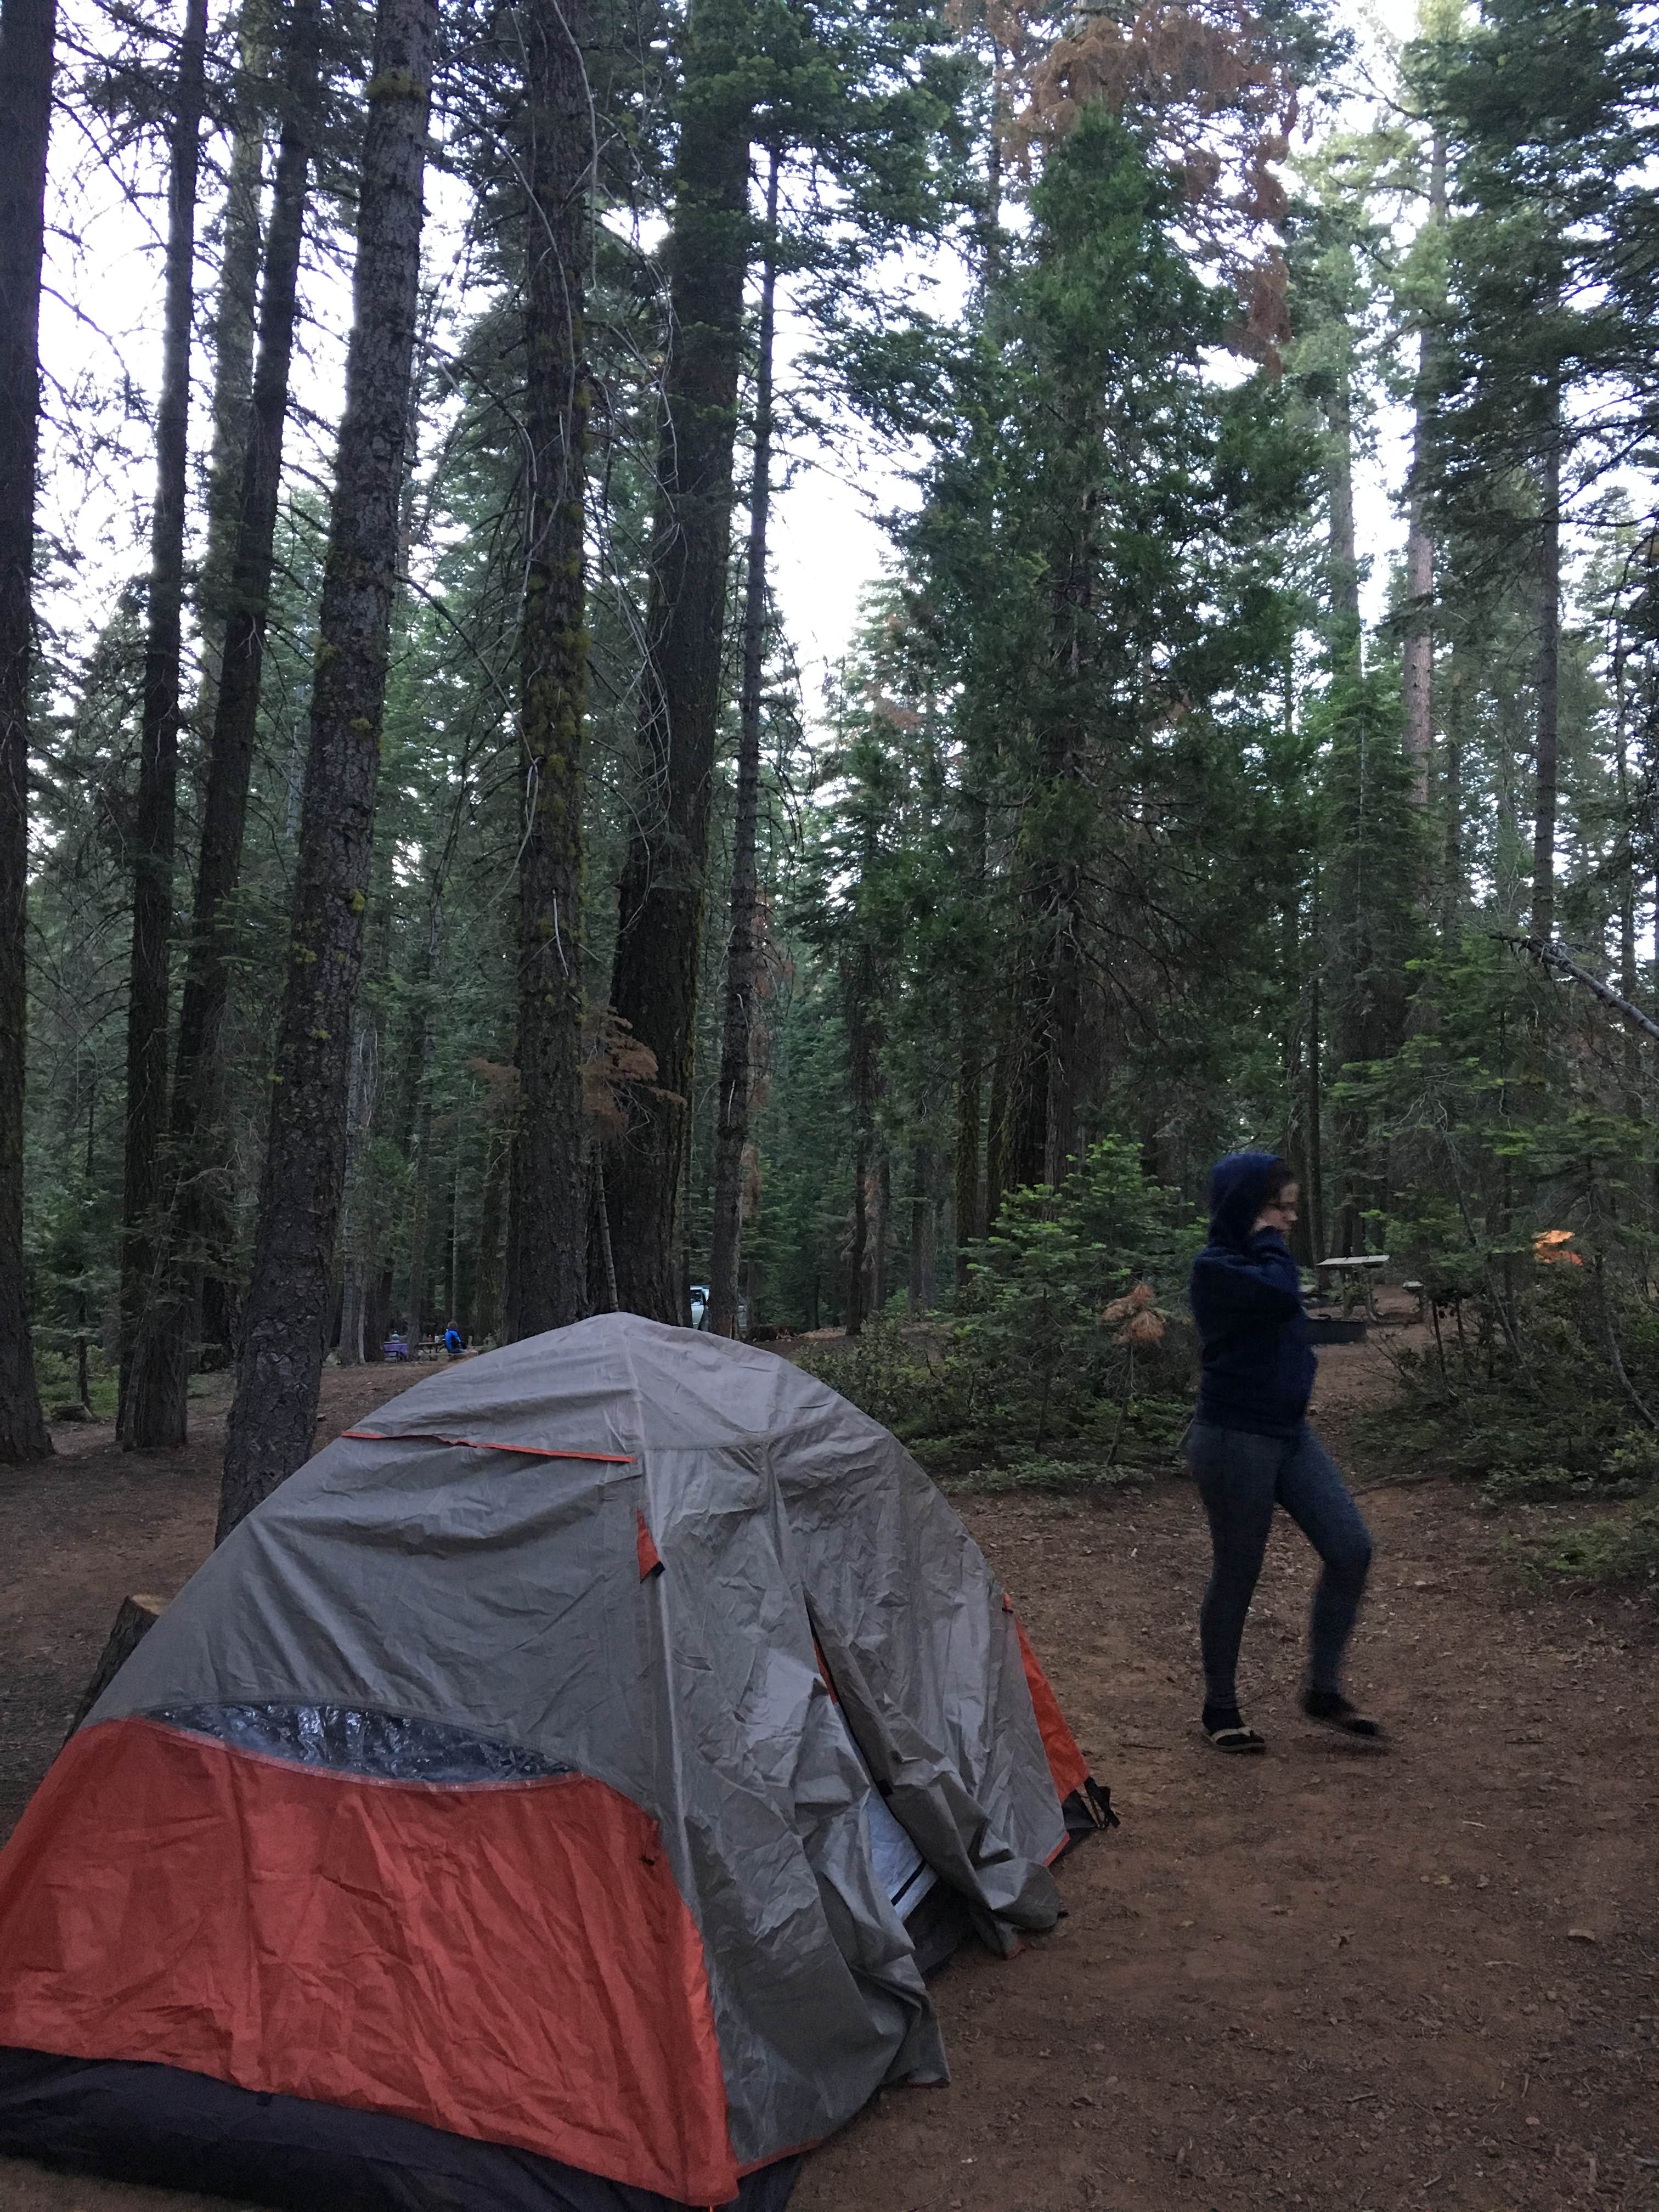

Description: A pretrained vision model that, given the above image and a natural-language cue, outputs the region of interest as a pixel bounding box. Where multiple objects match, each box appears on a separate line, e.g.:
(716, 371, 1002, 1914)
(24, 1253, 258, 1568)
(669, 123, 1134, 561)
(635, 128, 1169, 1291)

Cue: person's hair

(1263, 1160, 1297, 1204)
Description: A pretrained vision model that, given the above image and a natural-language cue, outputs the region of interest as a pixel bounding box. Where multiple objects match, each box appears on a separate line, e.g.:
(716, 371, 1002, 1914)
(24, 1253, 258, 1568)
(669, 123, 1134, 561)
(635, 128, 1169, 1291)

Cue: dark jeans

(1186, 1421, 1373, 1709)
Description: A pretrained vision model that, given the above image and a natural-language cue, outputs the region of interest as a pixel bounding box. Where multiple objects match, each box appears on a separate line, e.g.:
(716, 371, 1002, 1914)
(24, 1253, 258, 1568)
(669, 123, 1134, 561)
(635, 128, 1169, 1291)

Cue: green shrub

(794, 1313, 947, 1435)
(32, 1344, 117, 1422)
(949, 1451, 1150, 1495)
(955, 1137, 1201, 1450)
(1513, 1500, 1659, 1588)
(794, 1139, 1201, 1482)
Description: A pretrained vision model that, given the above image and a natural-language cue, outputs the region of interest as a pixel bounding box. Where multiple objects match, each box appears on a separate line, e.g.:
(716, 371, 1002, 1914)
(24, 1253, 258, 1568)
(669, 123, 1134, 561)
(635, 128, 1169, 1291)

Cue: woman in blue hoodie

(1186, 1152, 1381, 1752)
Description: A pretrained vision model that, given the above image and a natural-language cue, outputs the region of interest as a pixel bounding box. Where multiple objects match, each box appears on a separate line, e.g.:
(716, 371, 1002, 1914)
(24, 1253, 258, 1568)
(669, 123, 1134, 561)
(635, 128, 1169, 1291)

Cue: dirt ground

(2, 1332, 1656, 2212)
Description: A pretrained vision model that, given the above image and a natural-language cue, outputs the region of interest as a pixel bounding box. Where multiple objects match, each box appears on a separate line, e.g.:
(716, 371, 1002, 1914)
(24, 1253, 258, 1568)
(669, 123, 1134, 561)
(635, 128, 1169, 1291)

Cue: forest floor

(1, 1322, 1656, 2212)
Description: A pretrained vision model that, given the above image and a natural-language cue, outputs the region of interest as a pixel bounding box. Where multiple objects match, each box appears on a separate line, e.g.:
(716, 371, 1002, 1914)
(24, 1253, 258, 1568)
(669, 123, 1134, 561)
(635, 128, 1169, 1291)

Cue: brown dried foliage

(970, 0, 1300, 363)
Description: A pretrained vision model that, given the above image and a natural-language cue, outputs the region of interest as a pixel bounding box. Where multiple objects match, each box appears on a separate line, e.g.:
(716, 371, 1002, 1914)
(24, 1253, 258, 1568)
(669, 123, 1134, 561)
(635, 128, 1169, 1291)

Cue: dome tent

(0, 1315, 1111, 2211)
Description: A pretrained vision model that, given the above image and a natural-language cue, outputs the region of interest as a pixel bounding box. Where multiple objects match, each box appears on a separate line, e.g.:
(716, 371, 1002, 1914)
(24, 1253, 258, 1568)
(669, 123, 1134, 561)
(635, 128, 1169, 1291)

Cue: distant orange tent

(1533, 1230, 1585, 1268)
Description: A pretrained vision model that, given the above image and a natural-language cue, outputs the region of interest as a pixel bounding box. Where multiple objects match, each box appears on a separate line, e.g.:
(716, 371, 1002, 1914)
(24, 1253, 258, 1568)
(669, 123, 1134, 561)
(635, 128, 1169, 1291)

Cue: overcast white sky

(34, 0, 1422, 720)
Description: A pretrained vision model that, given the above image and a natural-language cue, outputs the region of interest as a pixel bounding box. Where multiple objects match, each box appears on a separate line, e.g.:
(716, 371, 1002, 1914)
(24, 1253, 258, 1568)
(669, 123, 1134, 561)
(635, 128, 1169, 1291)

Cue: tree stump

(65, 1594, 166, 1742)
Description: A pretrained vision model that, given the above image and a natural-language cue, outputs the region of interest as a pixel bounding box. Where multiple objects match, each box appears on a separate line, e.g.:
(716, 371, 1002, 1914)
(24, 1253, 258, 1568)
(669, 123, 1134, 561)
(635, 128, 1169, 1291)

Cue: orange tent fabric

(0, 1719, 736, 2204)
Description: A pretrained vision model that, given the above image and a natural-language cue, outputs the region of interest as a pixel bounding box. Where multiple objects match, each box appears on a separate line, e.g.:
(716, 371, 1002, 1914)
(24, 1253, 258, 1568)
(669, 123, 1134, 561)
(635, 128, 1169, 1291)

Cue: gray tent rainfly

(0, 1314, 1114, 2211)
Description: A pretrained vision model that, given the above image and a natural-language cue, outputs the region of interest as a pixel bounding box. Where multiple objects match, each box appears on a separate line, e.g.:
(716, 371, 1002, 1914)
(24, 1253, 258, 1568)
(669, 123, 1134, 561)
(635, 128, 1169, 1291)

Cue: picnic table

(1316, 1254, 1390, 1321)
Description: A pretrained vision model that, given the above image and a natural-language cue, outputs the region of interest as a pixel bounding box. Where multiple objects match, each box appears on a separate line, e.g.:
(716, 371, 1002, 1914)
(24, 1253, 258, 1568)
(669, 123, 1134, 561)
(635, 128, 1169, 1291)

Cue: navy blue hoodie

(1188, 1150, 1316, 1438)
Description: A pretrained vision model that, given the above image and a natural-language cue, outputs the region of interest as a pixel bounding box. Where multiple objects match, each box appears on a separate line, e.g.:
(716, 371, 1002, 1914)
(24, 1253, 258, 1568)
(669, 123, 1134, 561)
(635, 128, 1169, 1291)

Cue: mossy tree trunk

(126, 1, 321, 1447)
(0, 0, 58, 1461)
(219, 0, 435, 1538)
(605, 0, 754, 1322)
(709, 149, 779, 1340)
(118, 0, 209, 1431)
(505, 0, 594, 1339)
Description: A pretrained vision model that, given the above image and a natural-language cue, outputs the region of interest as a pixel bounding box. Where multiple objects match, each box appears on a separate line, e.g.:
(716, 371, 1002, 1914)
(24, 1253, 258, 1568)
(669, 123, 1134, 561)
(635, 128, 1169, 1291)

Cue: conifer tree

(0, 0, 58, 1461)
(126, 0, 325, 1446)
(221, 0, 436, 1537)
(117, 0, 209, 1427)
(505, 0, 597, 1340)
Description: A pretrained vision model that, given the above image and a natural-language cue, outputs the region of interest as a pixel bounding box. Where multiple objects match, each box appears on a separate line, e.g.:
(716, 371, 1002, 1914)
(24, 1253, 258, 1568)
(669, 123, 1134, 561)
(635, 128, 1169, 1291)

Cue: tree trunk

(871, 1148, 890, 1316)
(1531, 394, 1561, 944)
(0, 0, 57, 1462)
(952, 788, 986, 1282)
(473, 1126, 507, 1341)
(119, 0, 209, 1429)
(846, 1147, 867, 1339)
(984, 1026, 1009, 1229)
(505, 0, 593, 1340)
(710, 150, 778, 1340)
(194, 13, 269, 737)
(404, 916, 438, 1348)
(336, 1018, 376, 1364)
(1400, 129, 1446, 806)
(605, 0, 753, 1322)
(219, 0, 435, 1539)
(125, 4, 320, 1446)
(366, 1264, 392, 1362)
(952, 1029, 981, 1287)
(1442, 645, 1466, 929)
(908, 1142, 935, 1316)
(1323, 358, 1362, 681)
(1305, 898, 1326, 1265)
(843, 935, 879, 1338)
(1613, 633, 1640, 1112)
(980, 37, 1004, 290)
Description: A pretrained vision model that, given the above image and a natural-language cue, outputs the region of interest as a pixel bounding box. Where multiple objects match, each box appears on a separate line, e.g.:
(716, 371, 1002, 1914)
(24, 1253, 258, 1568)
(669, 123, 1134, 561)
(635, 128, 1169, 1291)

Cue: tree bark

(473, 1126, 507, 1341)
(605, 0, 754, 1321)
(952, 788, 986, 1282)
(983, 1025, 1009, 1229)
(1001, 456, 1094, 1197)
(1612, 633, 1641, 1111)
(1305, 878, 1326, 1265)
(194, 13, 269, 737)
(119, 0, 209, 1428)
(907, 1142, 935, 1316)
(846, 1149, 867, 1339)
(403, 907, 439, 1348)
(125, 4, 320, 1446)
(871, 1147, 890, 1317)
(1531, 393, 1561, 944)
(709, 150, 778, 1340)
(952, 1028, 981, 1285)
(0, 0, 57, 1462)
(843, 938, 878, 1338)
(1442, 645, 1466, 929)
(219, 0, 435, 1539)
(505, 0, 594, 1340)
(1324, 358, 1362, 681)
(1400, 128, 1446, 806)
(336, 1019, 376, 1364)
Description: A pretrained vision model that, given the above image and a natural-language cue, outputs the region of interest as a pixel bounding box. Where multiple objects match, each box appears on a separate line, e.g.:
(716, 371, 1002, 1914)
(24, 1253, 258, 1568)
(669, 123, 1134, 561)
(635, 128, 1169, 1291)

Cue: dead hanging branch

(1592, 1254, 1659, 1434)
(1497, 933, 1659, 1049)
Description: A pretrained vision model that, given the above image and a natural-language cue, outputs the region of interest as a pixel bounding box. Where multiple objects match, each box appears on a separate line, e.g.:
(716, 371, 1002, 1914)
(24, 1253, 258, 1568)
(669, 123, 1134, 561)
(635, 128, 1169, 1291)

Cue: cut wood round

(64, 1593, 167, 1742)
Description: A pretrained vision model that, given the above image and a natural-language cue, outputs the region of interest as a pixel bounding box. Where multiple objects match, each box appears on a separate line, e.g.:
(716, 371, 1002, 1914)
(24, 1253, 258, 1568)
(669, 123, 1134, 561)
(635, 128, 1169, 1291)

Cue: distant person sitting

(1185, 1152, 1381, 1754)
(444, 1322, 464, 1359)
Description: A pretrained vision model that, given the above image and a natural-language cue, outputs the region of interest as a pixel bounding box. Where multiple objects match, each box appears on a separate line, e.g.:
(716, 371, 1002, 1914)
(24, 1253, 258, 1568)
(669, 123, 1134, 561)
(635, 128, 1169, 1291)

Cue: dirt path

(2, 1340, 1656, 2212)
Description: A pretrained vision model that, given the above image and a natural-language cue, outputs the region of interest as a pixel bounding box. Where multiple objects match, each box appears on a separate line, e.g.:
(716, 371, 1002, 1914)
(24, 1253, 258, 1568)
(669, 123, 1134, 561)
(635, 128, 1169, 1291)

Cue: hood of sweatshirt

(1205, 1150, 1288, 1252)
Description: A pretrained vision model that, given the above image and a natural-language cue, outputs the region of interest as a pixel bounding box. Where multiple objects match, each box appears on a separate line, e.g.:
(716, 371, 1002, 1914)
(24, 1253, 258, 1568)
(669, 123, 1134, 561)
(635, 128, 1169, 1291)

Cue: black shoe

(1302, 1688, 1385, 1741)
(1203, 1703, 1266, 1753)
